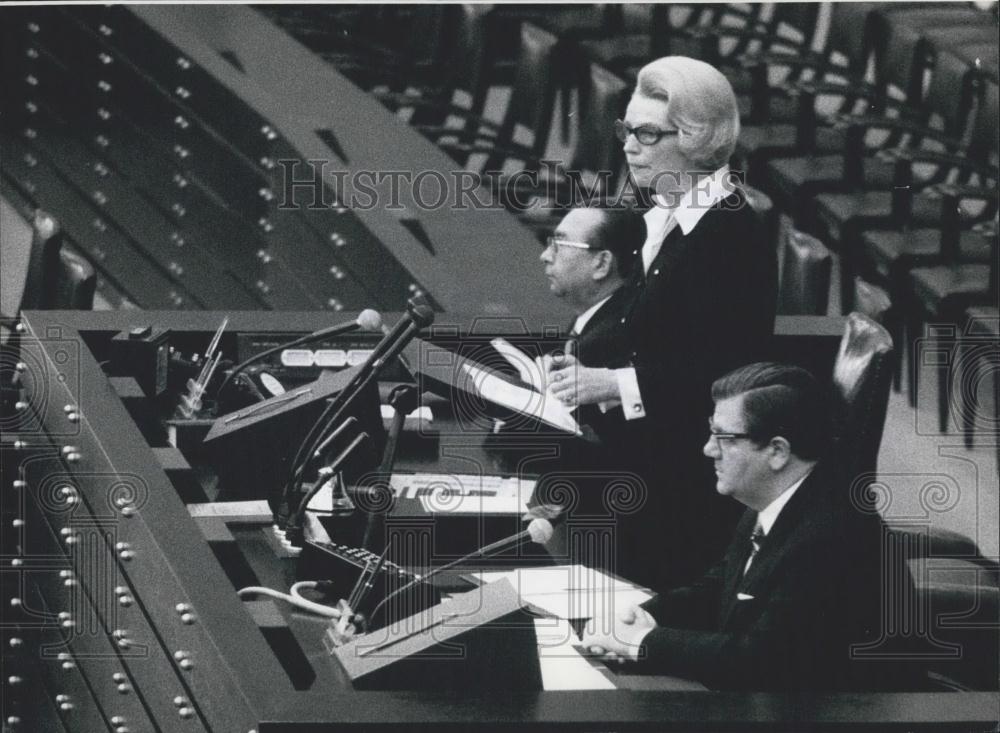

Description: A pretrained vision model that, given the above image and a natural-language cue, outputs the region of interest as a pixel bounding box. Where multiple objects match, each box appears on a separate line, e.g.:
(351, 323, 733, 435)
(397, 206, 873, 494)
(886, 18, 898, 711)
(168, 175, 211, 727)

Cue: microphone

(284, 302, 435, 507)
(287, 430, 371, 544)
(216, 310, 382, 402)
(359, 505, 563, 631)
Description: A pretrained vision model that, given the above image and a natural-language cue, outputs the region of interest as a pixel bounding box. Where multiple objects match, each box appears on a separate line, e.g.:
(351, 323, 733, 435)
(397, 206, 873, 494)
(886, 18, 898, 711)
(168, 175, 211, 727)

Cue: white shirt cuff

(626, 626, 655, 662)
(615, 368, 646, 421)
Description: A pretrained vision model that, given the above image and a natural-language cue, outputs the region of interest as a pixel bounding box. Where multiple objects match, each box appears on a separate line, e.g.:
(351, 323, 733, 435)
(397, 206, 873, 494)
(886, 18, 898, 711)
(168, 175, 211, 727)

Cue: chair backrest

(17, 209, 64, 314)
(968, 78, 999, 166)
(484, 22, 561, 171)
(853, 278, 893, 325)
(46, 248, 96, 311)
(920, 44, 981, 146)
(743, 185, 780, 258)
(568, 62, 629, 193)
(830, 312, 894, 485)
(777, 229, 831, 316)
(0, 196, 35, 319)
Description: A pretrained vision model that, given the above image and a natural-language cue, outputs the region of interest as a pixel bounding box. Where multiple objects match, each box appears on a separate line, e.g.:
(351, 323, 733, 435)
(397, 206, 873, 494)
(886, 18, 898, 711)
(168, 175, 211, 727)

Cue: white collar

(756, 468, 811, 535)
(573, 295, 612, 334)
(644, 165, 735, 237)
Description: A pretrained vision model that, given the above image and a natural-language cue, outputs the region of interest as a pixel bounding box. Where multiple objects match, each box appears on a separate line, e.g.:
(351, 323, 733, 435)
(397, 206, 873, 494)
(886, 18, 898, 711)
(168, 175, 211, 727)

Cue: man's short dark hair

(584, 206, 643, 278)
(711, 362, 829, 460)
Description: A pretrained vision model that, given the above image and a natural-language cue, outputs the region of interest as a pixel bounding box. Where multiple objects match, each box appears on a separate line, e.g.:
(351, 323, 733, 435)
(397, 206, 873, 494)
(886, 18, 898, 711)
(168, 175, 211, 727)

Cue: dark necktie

(743, 522, 765, 576)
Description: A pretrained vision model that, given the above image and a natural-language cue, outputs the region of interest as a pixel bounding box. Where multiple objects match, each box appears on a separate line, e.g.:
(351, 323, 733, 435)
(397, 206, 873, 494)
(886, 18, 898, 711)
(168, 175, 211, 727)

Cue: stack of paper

(472, 565, 652, 620)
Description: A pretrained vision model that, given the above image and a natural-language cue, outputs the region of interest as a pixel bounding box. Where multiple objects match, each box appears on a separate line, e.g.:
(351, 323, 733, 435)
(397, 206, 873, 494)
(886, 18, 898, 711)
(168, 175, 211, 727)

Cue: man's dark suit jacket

(617, 188, 778, 588)
(636, 464, 922, 691)
(569, 285, 632, 444)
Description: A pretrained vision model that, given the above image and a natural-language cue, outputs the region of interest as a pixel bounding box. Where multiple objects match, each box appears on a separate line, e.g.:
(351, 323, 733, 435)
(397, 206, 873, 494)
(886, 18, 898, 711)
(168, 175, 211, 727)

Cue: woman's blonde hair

(634, 56, 740, 170)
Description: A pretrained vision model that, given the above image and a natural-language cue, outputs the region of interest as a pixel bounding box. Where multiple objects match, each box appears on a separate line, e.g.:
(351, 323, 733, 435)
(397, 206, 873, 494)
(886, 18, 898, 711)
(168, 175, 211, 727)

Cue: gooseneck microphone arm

(282, 303, 434, 517)
(287, 430, 370, 539)
(363, 514, 557, 628)
(216, 309, 382, 402)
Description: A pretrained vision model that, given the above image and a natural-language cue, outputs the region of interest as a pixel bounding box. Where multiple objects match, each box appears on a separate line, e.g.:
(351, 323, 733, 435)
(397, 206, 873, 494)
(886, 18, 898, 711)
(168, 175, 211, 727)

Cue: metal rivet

(173, 696, 187, 707)
(180, 613, 196, 625)
(116, 682, 130, 694)
(58, 611, 71, 620)
(121, 506, 136, 518)
(11, 559, 23, 567)
(112, 672, 126, 683)
(14, 401, 28, 411)
(13, 480, 26, 489)
(12, 519, 24, 528)
(8, 676, 23, 685)
(9, 638, 22, 648)
(67, 412, 79, 423)
(178, 707, 194, 719)
(66, 452, 81, 463)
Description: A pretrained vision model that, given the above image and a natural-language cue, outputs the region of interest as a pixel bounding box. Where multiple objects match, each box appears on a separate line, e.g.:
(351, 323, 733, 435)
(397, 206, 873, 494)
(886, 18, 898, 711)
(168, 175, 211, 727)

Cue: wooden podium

(327, 579, 542, 691)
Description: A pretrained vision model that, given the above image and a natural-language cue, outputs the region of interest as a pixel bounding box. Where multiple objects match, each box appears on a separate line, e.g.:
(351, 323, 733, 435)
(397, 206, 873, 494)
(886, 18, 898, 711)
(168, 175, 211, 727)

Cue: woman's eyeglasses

(614, 119, 680, 145)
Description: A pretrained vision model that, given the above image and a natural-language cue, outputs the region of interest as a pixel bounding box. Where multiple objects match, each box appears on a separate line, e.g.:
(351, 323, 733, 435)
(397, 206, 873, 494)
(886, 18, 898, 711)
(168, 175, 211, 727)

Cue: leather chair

(830, 312, 894, 485)
(830, 314, 999, 690)
(776, 229, 831, 316)
(415, 22, 561, 175)
(0, 207, 63, 335)
(744, 185, 780, 258)
(853, 278, 892, 325)
(812, 72, 997, 314)
(47, 248, 96, 311)
(957, 306, 999, 454)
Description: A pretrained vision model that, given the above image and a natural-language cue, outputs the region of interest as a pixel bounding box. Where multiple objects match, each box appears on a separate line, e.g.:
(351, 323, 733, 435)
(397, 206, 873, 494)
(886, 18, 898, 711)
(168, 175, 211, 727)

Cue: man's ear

(591, 250, 614, 280)
(767, 436, 792, 470)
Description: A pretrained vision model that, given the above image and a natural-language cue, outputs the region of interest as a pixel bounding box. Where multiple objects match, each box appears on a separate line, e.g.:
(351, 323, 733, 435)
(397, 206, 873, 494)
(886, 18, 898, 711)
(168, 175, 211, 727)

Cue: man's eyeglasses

(545, 237, 597, 255)
(614, 119, 680, 146)
(707, 419, 752, 449)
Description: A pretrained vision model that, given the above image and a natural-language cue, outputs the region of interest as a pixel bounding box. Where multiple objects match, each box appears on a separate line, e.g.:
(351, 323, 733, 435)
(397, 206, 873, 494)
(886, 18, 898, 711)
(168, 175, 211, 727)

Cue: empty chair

(0, 206, 63, 333)
(777, 230, 832, 316)
(829, 312, 894, 486)
(47, 248, 96, 311)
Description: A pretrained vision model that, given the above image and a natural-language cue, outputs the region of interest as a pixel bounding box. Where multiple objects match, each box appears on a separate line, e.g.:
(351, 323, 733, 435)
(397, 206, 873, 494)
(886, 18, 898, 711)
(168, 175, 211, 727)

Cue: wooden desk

(5, 310, 995, 731)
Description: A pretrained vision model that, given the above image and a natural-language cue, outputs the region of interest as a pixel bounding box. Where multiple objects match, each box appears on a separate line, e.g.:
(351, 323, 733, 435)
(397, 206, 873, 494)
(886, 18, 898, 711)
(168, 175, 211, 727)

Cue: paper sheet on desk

(533, 618, 616, 690)
(472, 566, 652, 620)
(418, 493, 528, 514)
(461, 363, 580, 435)
(491, 337, 547, 394)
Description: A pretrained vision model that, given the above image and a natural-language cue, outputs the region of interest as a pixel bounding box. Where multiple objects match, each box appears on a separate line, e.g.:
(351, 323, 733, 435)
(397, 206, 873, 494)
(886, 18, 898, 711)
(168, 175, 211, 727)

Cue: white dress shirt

(743, 470, 811, 575)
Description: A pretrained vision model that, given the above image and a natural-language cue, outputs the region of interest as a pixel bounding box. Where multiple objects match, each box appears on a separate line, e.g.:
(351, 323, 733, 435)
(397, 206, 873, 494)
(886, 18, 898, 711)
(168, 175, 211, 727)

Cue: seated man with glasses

(547, 57, 777, 590)
(581, 362, 921, 691)
(540, 206, 643, 432)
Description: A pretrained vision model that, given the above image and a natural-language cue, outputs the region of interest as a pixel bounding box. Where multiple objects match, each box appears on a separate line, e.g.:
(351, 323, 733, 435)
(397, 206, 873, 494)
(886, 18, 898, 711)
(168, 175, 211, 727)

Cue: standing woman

(549, 57, 778, 589)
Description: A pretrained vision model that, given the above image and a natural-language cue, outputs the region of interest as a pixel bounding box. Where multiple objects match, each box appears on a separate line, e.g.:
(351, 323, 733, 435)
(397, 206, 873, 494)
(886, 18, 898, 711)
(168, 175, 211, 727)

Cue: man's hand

(580, 604, 657, 663)
(546, 354, 619, 407)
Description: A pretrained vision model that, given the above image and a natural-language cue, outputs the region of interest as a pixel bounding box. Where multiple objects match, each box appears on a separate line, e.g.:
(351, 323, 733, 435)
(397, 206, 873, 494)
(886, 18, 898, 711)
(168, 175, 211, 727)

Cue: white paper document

(461, 362, 580, 434)
(472, 565, 652, 620)
(490, 337, 547, 393)
(533, 618, 615, 690)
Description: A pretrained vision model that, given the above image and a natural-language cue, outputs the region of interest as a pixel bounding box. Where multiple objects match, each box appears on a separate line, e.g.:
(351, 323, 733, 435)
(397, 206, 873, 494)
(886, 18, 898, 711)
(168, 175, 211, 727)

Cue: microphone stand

(282, 303, 434, 520)
(359, 384, 419, 552)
